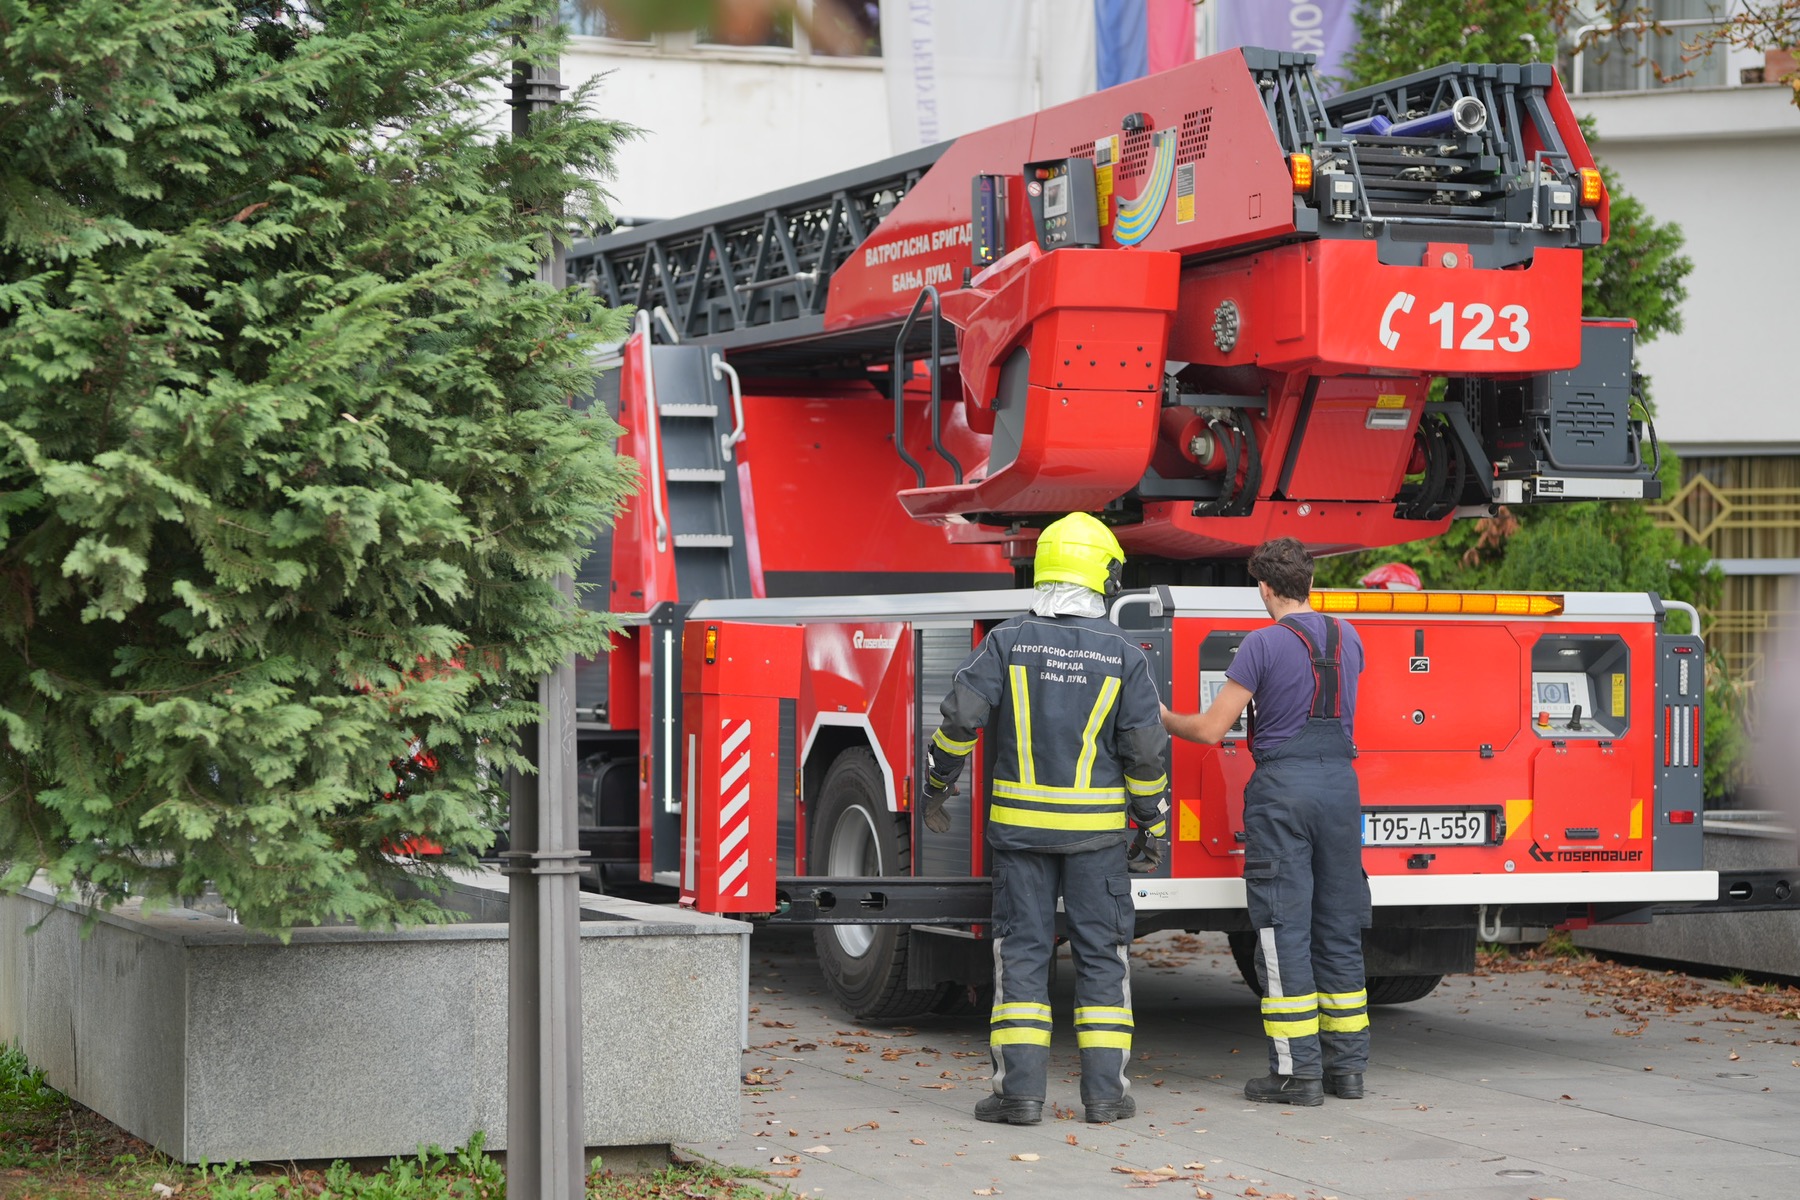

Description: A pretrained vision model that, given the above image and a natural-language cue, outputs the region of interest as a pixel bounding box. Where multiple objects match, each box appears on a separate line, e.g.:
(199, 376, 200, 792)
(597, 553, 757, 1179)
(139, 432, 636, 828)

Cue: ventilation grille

(1119, 128, 1153, 181)
(1554, 395, 1621, 448)
(1179, 107, 1213, 161)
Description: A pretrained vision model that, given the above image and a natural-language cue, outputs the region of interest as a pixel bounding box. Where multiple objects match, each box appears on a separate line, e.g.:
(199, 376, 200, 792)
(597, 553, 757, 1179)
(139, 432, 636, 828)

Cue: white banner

(881, 0, 1096, 151)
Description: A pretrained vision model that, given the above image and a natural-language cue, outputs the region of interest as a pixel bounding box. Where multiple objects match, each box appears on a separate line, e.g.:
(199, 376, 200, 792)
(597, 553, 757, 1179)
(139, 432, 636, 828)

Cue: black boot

(975, 1094, 1044, 1125)
(1244, 1074, 1324, 1106)
(1324, 1072, 1364, 1099)
(1084, 1095, 1136, 1123)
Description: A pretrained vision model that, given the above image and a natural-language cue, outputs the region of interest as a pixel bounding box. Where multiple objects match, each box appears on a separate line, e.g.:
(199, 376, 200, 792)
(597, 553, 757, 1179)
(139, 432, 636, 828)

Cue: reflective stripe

(1318, 990, 1367, 1008)
(990, 1026, 1053, 1047)
(1074, 1006, 1134, 1025)
(1076, 1030, 1132, 1050)
(992, 781, 1128, 805)
(1144, 821, 1167, 839)
(1074, 677, 1120, 788)
(991, 806, 1128, 831)
(932, 727, 976, 756)
(1264, 1016, 1320, 1038)
(1319, 1012, 1371, 1033)
(1125, 773, 1167, 797)
(1260, 993, 1319, 1013)
(991, 1002, 1053, 1022)
(1009, 664, 1035, 785)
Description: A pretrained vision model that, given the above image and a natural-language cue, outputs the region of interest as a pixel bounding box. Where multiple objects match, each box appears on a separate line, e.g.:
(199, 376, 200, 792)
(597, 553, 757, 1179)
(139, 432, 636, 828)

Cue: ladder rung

(673, 533, 735, 549)
(660, 403, 718, 418)
(665, 468, 727, 483)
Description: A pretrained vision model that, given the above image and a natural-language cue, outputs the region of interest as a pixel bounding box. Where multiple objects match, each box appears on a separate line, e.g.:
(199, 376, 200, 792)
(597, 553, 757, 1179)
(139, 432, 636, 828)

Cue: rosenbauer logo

(852, 630, 898, 650)
(1529, 844, 1644, 864)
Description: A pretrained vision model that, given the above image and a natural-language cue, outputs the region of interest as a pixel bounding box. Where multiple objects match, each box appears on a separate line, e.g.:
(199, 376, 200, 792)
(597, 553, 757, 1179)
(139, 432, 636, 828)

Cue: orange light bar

(1289, 152, 1313, 193)
(1578, 167, 1605, 207)
(704, 623, 719, 664)
(1309, 590, 1564, 617)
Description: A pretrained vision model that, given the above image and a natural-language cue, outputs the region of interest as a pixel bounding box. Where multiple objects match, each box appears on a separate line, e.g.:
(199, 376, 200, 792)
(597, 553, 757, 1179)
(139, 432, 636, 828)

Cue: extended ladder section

(564, 144, 945, 366)
(1245, 52, 1609, 267)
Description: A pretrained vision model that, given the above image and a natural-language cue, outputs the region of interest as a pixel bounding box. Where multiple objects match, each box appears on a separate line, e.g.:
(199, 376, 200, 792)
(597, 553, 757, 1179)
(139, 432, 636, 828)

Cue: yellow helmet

(1033, 512, 1125, 596)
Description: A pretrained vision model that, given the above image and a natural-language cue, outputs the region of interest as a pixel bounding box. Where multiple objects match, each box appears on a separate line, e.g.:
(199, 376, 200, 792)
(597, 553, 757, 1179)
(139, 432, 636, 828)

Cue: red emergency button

(1536, 711, 1551, 729)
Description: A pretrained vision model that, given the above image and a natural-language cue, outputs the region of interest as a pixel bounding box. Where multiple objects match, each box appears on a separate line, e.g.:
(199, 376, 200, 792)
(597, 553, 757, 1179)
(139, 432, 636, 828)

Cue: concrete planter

(0, 871, 749, 1164)
(1575, 811, 1800, 976)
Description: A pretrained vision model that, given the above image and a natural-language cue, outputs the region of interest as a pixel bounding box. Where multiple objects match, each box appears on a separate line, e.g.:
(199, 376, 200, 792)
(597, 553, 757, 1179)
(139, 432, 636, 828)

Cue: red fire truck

(558, 50, 1729, 1019)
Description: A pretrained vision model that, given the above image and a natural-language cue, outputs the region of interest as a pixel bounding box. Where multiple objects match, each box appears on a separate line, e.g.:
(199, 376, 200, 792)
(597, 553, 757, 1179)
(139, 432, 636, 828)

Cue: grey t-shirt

(1225, 613, 1363, 751)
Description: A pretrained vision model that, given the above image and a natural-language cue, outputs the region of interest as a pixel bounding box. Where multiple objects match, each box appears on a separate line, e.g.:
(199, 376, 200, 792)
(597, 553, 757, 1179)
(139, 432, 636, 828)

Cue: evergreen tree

(0, 0, 636, 931)
(1343, 0, 1556, 88)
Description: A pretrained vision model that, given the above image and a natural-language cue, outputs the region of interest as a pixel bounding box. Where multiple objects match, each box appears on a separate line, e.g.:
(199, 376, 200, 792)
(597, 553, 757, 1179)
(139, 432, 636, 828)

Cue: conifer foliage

(0, 1, 635, 931)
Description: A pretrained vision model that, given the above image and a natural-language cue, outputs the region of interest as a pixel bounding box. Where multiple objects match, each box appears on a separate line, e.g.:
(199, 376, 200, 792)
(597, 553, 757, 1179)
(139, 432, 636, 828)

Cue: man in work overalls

(1161, 537, 1371, 1106)
(922, 512, 1171, 1126)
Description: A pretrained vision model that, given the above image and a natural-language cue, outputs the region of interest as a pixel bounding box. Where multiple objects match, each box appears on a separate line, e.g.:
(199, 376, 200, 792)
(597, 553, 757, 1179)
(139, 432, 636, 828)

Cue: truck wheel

(810, 749, 945, 1021)
(1365, 974, 1443, 1005)
(1227, 933, 1441, 1005)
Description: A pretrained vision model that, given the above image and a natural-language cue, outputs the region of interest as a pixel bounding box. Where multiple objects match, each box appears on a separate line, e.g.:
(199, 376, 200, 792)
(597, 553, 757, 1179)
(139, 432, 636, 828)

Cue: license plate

(1362, 809, 1489, 847)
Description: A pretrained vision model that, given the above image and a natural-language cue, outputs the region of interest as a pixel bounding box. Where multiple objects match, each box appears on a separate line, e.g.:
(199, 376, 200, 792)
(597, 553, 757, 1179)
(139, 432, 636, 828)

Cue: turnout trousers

(987, 845, 1135, 1108)
(1243, 717, 1372, 1079)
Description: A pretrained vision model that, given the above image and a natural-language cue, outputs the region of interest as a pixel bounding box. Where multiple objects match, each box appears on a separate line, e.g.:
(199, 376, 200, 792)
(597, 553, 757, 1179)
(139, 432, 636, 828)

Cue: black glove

(922, 779, 955, 834)
(1126, 826, 1164, 875)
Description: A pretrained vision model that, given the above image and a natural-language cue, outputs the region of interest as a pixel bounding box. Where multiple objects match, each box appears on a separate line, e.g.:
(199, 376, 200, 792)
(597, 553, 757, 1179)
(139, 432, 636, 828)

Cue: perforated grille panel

(1178, 107, 1213, 160)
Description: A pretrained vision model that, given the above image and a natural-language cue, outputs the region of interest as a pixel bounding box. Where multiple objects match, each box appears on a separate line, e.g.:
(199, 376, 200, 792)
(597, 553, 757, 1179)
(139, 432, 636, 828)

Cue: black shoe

(1244, 1074, 1324, 1106)
(974, 1094, 1044, 1125)
(1324, 1073, 1364, 1100)
(1084, 1095, 1136, 1123)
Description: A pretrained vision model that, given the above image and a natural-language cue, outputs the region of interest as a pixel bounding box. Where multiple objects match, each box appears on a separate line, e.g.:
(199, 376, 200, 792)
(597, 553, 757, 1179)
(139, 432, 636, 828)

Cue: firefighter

(922, 512, 1170, 1127)
(1160, 537, 1370, 1106)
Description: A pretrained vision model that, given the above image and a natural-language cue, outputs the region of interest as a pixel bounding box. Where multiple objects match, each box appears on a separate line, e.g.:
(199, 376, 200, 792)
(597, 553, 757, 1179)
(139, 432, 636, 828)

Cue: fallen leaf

(1195, 1190, 1213, 1199)
(769, 1155, 800, 1165)
(761, 1020, 795, 1028)
(803, 1144, 832, 1154)
(1066, 1133, 1079, 1145)
(1730, 1051, 1742, 1061)
(920, 1083, 956, 1090)
(767, 1167, 802, 1178)
(151, 1187, 177, 1200)
(974, 1189, 1001, 1196)
(1414, 1104, 1429, 1111)
(1560, 1094, 1574, 1100)
(1183, 1162, 1207, 1170)
(848, 1120, 880, 1131)
(911, 1138, 927, 1145)
(1011, 1152, 1040, 1162)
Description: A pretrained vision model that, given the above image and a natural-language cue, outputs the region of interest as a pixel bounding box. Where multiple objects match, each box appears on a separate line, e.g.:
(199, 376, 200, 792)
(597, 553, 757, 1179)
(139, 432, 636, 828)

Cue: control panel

(1024, 156, 1100, 250)
(1529, 634, 1628, 739)
(1198, 631, 1249, 741)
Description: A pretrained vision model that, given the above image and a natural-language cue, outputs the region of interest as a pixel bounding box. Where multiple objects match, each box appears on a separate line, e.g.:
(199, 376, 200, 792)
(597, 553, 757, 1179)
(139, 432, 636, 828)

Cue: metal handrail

(891, 286, 964, 487)
(1570, 16, 1733, 94)
(710, 351, 747, 461)
(636, 310, 670, 553)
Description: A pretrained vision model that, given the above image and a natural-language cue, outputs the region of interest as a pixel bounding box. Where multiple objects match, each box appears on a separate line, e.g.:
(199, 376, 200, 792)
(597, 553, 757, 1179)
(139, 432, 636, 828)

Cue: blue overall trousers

(1243, 615, 1372, 1079)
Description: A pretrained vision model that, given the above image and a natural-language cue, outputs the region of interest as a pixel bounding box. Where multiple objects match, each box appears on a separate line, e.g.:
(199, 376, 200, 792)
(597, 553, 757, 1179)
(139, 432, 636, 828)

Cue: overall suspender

(1278, 614, 1342, 720)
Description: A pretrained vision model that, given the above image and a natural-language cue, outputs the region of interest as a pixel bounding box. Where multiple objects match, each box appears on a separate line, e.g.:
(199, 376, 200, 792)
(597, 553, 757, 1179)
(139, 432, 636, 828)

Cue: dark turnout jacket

(926, 612, 1169, 853)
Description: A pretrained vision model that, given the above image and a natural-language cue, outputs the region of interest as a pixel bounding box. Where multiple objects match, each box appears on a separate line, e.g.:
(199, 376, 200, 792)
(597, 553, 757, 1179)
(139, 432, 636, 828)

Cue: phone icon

(1379, 291, 1415, 351)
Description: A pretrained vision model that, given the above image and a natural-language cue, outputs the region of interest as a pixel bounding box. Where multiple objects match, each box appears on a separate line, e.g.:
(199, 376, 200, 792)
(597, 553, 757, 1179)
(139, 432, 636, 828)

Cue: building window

(1569, 0, 1732, 93)
(697, 8, 797, 49)
(560, 2, 651, 41)
(811, 0, 882, 57)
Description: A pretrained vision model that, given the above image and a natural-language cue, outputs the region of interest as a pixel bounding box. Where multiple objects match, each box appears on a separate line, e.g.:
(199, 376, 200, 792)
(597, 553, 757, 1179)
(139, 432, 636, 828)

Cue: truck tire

(1225, 932, 1442, 1005)
(810, 749, 946, 1021)
(1365, 974, 1443, 1005)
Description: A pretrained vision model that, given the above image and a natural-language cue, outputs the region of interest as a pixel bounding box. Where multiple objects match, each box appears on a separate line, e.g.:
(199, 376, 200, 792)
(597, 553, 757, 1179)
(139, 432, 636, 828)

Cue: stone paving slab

(684, 928, 1799, 1200)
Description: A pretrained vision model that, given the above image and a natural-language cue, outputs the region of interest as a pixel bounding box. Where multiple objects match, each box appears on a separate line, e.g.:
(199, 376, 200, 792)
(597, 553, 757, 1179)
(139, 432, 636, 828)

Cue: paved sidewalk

(684, 929, 1800, 1199)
